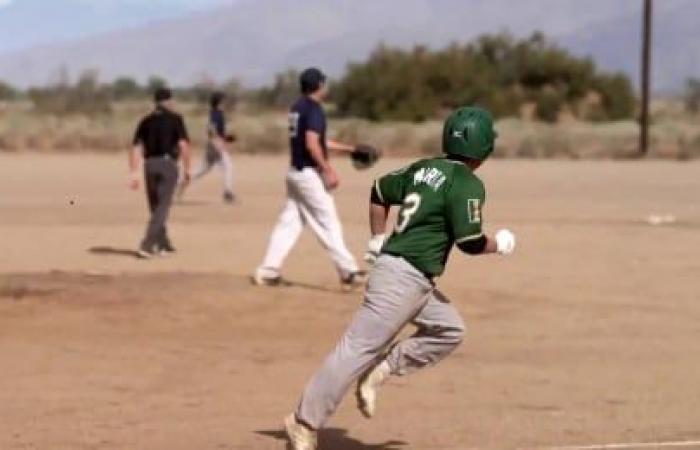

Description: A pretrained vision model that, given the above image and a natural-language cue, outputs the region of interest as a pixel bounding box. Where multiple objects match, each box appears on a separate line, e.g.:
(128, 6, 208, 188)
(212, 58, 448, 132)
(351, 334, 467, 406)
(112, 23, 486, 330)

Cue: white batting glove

(495, 229, 516, 255)
(364, 234, 386, 265)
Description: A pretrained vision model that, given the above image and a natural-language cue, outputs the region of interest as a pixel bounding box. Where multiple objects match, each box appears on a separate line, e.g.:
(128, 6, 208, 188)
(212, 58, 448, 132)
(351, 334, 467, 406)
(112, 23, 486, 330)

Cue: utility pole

(640, 0, 653, 156)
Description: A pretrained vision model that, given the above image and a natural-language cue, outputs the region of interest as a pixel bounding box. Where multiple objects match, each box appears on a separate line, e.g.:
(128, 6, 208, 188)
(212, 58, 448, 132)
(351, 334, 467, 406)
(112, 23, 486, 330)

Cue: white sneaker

(284, 414, 317, 450)
(251, 272, 282, 287)
(356, 360, 391, 418)
(135, 249, 155, 260)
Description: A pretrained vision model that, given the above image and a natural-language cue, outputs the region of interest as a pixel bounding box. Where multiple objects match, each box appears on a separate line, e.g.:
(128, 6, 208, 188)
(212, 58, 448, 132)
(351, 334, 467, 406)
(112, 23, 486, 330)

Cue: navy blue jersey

(289, 96, 327, 170)
(209, 109, 226, 138)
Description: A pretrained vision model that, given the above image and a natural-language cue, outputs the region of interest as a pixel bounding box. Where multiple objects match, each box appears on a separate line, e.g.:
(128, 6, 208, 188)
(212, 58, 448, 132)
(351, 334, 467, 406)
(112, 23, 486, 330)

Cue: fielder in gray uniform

(178, 92, 236, 203)
(284, 106, 517, 450)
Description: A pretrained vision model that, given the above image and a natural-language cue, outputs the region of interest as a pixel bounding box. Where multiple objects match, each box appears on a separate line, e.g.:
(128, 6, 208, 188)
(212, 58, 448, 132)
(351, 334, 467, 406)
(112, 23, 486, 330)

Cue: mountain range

(0, 0, 697, 92)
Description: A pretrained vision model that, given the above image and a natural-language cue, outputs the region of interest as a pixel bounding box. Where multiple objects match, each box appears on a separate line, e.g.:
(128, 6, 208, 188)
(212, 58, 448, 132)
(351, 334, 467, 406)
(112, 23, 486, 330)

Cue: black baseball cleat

(340, 270, 368, 292)
(223, 191, 236, 204)
(158, 244, 177, 257)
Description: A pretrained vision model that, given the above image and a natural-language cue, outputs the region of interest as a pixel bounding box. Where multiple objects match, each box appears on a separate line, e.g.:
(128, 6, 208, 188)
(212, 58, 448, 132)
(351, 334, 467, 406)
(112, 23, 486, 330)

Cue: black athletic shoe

(223, 191, 236, 204)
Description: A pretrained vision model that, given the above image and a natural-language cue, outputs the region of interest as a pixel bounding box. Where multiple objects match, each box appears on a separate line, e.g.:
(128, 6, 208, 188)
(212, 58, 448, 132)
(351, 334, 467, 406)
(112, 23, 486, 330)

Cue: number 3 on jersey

(395, 193, 421, 233)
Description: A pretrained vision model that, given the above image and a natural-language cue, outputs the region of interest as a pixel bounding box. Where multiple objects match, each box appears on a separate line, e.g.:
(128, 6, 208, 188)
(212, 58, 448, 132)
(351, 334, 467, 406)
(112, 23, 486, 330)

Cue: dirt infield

(1, 154, 699, 450)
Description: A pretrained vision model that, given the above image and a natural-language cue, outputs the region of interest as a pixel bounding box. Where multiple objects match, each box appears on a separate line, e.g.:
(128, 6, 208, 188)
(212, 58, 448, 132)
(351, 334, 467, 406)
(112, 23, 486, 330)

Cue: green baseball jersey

(375, 157, 486, 277)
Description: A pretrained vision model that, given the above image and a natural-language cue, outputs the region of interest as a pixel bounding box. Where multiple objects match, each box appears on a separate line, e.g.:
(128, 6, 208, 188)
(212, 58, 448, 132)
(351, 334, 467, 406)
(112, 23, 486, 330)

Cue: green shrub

(29, 70, 112, 116)
(334, 32, 636, 123)
(685, 78, 700, 114)
(0, 81, 17, 101)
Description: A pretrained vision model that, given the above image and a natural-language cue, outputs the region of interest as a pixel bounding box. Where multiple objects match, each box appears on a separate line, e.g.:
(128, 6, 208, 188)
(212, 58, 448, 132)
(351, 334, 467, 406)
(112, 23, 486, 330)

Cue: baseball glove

(224, 133, 237, 143)
(351, 144, 381, 170)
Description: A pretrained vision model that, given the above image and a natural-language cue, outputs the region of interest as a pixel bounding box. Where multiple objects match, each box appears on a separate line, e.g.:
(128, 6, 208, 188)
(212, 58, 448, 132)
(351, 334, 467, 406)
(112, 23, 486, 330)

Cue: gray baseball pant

(141, 156, 178, 251)
(296, 254, 466, 429)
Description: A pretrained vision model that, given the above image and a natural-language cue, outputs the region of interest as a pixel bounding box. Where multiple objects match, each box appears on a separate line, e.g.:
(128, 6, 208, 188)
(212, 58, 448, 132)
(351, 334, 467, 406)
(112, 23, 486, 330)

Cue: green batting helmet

(442, 106, 497, 160)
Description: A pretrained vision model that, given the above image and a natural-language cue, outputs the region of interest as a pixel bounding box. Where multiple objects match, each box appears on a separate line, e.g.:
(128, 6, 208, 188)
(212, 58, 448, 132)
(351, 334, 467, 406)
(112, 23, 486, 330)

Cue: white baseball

(495, 229, 516, 255)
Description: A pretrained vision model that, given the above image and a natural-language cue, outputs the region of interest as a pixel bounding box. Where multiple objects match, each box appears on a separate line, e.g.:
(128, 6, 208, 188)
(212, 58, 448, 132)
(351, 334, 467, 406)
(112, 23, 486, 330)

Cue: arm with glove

(327, 140, 382, 170)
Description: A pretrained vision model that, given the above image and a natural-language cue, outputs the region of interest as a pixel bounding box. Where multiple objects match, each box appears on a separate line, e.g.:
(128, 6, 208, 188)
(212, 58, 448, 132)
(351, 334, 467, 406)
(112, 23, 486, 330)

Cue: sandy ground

(0, 154, 699, 450)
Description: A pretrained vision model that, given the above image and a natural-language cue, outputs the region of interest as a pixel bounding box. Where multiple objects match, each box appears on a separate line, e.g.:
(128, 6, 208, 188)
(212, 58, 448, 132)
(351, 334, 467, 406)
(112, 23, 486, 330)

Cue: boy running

(284, 106, 517, 449)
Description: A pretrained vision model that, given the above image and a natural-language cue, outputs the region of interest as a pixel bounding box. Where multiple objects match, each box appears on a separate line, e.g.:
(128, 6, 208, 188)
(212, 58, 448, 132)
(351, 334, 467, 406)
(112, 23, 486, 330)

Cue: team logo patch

(467, 199, 481, 223)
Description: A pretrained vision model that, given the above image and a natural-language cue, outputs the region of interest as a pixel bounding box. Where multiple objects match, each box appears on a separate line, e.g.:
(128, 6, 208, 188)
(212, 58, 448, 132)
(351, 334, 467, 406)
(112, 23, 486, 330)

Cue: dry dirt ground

(1, 154, 699, 450)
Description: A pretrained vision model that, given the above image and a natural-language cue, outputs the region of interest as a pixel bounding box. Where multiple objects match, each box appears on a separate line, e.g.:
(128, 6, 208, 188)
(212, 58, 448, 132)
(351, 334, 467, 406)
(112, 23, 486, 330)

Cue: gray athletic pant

(296, 254, 466, 429)
(141, 156, 178, 251)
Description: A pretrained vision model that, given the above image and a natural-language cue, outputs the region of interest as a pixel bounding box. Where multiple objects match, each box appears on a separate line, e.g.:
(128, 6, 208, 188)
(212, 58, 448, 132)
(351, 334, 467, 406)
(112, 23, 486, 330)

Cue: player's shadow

(88, 246, 140, 258)
(174, 199, 209, 206)
(256, 428, 407, 450)
(281, 279, 347, 294)
(233, 274, 349, 295)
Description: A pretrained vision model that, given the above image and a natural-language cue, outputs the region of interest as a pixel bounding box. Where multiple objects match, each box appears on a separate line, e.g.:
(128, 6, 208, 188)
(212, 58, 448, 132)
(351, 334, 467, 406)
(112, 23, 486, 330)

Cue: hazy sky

(0, 0, 238, 52)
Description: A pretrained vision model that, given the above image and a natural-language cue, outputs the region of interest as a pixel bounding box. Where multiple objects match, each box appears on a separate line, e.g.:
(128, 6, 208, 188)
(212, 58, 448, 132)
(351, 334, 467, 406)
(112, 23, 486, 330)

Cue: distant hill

(0, 0, 697, 92)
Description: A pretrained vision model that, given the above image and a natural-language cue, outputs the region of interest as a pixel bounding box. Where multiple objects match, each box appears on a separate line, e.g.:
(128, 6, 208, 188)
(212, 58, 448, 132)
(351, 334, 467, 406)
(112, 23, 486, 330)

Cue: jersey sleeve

(132, 119, 146, 145)
(176, 115, 189, 142)
(209, 110, 225, 137)
(374, 167, 409, 205)
(306, 104, 325, 134)
(447, 173, 486, 243)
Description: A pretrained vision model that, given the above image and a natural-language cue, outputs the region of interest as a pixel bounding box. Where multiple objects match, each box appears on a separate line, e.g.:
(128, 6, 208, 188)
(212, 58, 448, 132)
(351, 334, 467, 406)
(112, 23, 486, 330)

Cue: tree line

(333, 32, 637, 122)
(0, 32, 696, 122)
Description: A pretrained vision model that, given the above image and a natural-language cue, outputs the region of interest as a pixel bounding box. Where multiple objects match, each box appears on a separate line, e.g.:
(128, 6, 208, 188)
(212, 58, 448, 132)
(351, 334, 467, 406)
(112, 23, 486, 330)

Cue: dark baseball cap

(210, 91, 225, 108)
(154, 87, 173, 103)
(300, 67, 326, 94)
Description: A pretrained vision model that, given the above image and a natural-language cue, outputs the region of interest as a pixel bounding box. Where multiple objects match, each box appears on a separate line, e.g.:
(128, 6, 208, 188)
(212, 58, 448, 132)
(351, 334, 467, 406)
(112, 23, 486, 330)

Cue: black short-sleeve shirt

(133, 106, 189, 158)
(289, 96, 327, 170)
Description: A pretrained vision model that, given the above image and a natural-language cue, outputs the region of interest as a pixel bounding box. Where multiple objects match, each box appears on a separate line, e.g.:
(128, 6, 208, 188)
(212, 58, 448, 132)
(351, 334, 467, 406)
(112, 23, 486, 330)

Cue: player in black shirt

(129, 88, 192, 258)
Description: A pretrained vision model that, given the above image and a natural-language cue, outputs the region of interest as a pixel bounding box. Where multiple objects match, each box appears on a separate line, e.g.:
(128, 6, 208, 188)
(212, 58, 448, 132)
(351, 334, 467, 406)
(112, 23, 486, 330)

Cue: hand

(322, 165, 340, 191)
(495, 229, 516, 255)
(364, 234, 386, 265)
(129, 173, 140, 191)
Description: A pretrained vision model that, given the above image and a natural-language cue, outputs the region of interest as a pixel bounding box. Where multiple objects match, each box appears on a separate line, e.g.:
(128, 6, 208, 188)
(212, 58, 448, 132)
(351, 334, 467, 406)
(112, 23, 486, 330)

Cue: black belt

(146, 154, 176, 160)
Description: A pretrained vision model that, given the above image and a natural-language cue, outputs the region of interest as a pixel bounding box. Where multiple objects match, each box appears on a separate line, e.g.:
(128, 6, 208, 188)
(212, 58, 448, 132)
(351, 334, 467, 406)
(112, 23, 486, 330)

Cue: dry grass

(1, 100, 699, 159)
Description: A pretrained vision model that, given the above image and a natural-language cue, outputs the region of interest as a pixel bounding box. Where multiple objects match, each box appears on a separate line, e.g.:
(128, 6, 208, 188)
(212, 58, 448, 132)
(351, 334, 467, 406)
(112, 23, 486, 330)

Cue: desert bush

(28, 70, 112, 115)
(592, 73, 636, 121)
(684, 78, 700, 114)
(253, 69, 300, 109)
(111, 77, 142, 101)
(334, 32, 636, 123)
(0, 81, 18, 101)
(535, 88, 565, 123)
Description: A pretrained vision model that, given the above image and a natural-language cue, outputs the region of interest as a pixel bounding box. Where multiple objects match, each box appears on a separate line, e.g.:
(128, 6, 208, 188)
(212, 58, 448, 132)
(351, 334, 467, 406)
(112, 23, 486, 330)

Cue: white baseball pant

(193, 142, 234, 194)
(256, 168, 359, 280)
